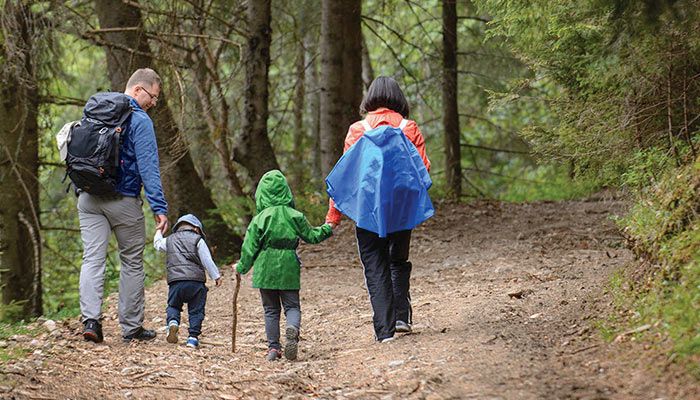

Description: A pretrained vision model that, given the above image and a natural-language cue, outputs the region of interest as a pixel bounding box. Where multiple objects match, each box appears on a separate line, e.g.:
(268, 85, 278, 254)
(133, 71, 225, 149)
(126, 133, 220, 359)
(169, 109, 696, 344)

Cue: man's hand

(215, 277, 222, 287)
(155, 214, 169, 233)
(230, 263, 238, 275)
(328, 222, 338, 230)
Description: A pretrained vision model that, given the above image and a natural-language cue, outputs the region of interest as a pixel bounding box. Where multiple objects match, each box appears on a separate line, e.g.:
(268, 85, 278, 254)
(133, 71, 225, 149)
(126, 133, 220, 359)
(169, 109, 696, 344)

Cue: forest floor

(1, 198, 698, 400)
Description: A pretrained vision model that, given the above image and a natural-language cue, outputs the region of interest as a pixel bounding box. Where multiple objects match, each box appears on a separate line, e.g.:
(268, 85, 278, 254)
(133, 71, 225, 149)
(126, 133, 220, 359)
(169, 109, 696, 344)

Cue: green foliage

(500, 164, 600, 202)
(477, 0, 700, 188)
(616, 157, 700, 372)
(293, 188, 331, 226)
(0, 300, 29, 323)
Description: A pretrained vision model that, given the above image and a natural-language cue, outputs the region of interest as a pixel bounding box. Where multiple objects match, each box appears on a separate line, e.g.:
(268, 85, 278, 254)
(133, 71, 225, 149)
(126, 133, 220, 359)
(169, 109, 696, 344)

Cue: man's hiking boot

(83, 319, 103, 343)
(186, 337, 199, 348)
(166, 320, 179, 344)
(284, 326, 299, 361)
(379, 336, 395, 343)
(122, 327, 156, 343)
(395, 320, 412, 333)
(266, 348, 282, 361)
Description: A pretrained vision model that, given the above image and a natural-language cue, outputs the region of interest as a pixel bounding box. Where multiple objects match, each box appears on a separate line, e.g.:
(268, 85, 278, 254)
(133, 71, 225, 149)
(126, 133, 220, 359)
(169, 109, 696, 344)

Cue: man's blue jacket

(115, 97, 168, 215)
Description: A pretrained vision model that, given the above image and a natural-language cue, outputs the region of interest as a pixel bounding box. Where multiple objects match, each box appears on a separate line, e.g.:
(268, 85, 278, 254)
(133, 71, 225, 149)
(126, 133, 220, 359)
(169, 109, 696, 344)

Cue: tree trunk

(304, 12, 323, 184)
(442, 0, 462, 198)
(320, 0, 362, 177)
(0, 1, 42, 319)
(94, 0, 241, 260)
(191, 50, 246, 199)
(233, 0, 280, 185)
(341, 1, 364, 133)
(291, 8, 307, 192)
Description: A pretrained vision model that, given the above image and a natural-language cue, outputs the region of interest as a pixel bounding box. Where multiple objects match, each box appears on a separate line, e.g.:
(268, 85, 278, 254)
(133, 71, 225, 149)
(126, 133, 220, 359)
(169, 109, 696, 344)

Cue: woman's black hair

(359, 76, 410, 118)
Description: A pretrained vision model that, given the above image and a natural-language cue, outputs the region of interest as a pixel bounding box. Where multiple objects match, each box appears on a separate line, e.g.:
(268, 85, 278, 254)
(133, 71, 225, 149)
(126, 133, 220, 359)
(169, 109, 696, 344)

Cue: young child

(154, 214, 222, 348)
(325, 76, 432, 343)
(234, 169, 332, 361)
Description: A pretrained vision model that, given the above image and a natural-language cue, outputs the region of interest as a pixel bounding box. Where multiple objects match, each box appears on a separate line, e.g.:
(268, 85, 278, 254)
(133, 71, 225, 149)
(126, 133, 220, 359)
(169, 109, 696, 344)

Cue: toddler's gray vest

(166, 230, 206, 284)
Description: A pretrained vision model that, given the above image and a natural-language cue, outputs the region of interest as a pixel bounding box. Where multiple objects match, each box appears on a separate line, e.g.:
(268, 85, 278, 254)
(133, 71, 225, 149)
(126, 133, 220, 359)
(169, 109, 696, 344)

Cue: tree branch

(457, 15, 490, 23)
(460, 143, 529, 155)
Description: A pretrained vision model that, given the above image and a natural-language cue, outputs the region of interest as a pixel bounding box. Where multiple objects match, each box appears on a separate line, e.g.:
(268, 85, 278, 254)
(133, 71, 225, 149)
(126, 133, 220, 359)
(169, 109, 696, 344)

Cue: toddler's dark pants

(355, 227, 413, 341)
(259, 289, 301, 350)
(166, 280, 208, 338)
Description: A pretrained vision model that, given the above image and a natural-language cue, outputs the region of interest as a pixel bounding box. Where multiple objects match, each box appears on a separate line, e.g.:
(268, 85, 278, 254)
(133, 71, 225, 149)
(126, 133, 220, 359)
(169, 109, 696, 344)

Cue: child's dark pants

(166, 280, 208, 338)
(259, 289, 301, 350)
(355, 227, 413, 341)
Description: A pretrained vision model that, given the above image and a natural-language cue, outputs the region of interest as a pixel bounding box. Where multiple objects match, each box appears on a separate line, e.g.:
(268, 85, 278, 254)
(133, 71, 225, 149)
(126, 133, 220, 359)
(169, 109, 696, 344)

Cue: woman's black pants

(355, 227, 412, 341)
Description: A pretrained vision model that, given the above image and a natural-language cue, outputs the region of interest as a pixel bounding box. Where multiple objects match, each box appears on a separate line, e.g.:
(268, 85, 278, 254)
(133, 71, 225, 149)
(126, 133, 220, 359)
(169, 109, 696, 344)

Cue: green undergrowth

(614, 154, 700, 377)
(0, 322, 39, 363)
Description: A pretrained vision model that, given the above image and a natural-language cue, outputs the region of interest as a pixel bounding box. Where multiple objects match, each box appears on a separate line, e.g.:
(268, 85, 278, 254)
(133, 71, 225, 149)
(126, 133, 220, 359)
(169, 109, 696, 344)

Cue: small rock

(10, 334, 29, 342)
(508, 289, 533, 299)
(43, 319, 57, 332)
(5, 364, 24, 375)
(120, 366, 144, 375)
(151, 316, 164, 324)
(123, 391, 133, 399)
(529, 313, 542, 319)
(29, 339, 41, 347)
(0, 341, 8, 348)
(388, 360, 404, 368)
(33, 349, 43, 357)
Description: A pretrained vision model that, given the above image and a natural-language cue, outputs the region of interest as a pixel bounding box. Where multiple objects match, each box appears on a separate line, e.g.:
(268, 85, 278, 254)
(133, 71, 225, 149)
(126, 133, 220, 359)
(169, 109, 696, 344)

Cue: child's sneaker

(395, 320, 412, 333)
(166, 320, 179, 344)
(186, 336, 199, 348)
(266, 348, 282, 361)
(284, 326, 299, 361)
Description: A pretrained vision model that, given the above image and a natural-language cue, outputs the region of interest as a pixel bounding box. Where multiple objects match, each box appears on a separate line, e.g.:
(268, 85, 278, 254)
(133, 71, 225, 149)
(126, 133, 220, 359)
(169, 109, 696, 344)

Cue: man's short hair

(126, 68, 161, 90)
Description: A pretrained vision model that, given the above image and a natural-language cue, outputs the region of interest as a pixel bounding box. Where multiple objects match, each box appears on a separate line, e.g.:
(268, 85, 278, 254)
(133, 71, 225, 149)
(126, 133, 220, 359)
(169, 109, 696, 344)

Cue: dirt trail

(2, 199, 697, 399)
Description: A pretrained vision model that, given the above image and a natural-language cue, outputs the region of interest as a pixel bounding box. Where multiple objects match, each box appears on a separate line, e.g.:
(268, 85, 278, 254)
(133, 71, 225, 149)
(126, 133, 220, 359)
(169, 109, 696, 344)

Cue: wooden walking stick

(231, 268, 241, 353)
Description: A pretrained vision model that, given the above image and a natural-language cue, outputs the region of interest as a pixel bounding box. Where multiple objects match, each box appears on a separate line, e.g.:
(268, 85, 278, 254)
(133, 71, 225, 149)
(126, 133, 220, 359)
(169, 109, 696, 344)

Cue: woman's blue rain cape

(325, 125, 434, 237)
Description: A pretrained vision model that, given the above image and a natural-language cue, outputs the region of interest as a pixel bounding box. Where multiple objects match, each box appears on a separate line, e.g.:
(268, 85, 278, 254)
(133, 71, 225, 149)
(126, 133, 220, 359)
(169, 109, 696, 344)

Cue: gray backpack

(64, 92, 132, 195)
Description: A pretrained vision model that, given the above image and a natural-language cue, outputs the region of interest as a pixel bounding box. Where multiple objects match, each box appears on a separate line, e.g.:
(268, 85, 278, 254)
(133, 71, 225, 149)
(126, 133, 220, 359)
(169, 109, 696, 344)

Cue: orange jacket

(325, 107, 431, 225)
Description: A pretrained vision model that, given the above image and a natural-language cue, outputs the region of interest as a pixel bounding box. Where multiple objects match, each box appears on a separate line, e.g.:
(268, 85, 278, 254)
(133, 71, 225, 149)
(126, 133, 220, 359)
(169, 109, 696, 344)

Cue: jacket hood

(173, 214, 205, 239)
(255, 170, 294, 213)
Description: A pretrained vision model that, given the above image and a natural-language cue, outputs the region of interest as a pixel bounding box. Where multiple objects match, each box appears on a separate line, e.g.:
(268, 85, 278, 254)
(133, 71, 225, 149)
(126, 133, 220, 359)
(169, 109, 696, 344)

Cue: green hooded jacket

(236, 170, 332, 289)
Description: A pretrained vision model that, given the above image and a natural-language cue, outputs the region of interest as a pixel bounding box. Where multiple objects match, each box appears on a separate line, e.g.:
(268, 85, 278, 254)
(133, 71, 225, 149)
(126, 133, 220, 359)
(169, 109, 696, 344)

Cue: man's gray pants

(78, 193, 145, 337)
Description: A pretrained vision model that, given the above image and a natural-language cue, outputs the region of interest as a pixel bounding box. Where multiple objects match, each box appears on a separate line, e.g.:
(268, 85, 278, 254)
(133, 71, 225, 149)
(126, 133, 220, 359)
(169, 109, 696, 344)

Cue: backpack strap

(360, 119, 372, 132)
(399, 119, 408, 130)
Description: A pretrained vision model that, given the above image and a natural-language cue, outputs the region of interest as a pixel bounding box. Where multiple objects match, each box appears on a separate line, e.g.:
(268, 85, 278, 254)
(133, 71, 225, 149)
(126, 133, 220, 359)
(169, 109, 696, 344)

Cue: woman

(325, 76, 432, 342)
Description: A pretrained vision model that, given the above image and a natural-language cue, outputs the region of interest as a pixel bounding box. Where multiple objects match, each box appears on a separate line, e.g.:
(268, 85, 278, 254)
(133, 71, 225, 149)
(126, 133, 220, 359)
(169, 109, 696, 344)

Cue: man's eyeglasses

(140, 86, 159, 102)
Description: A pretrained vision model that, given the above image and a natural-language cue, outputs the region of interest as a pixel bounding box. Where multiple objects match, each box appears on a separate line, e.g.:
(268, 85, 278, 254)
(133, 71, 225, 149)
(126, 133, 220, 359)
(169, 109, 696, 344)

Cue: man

(79, 68, 168, 343)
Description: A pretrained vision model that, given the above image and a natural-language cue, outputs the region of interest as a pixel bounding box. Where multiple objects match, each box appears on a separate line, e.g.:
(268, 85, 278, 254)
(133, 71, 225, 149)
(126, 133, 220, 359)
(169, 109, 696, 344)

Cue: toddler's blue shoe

(186, 336, 199, 348)
(166, 320, 179, 344)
